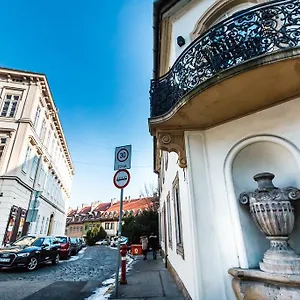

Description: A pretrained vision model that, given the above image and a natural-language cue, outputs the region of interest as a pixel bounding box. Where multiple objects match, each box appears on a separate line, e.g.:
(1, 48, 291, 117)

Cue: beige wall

(0, 69, 74, 244)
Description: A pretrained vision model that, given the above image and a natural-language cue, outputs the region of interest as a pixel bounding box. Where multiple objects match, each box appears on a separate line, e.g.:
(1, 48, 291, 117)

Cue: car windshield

(32, 238, 44, 247)
(11, 236, 37, 246)
(56, 237, 67, 243)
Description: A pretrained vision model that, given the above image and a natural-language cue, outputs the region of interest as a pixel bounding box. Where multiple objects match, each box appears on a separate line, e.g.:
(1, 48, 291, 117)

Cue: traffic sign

(114, 145, 132, 170)
(113, 169, 131, 189)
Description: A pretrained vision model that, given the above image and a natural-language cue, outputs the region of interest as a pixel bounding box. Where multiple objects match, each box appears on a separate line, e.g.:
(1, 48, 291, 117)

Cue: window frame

(30, 155, 39, 180)
(33, 106, 41, 129)
(173, 172, 184, 259)
(166, 192, 172, 249)
(0, 136, 8, 165)
(1, 93, 21, 118)
(22, 146, 32, 173)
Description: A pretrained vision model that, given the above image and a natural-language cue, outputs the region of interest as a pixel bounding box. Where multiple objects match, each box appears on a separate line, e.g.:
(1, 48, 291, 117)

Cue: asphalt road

(0, 245, 118, 300)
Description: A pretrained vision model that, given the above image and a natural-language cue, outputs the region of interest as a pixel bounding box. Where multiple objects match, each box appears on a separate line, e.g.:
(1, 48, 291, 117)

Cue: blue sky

(1, 0, 157, 207)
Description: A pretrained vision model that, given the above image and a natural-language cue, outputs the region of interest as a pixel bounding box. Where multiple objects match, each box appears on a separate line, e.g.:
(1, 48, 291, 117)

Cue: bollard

(120, 244, 128, 285)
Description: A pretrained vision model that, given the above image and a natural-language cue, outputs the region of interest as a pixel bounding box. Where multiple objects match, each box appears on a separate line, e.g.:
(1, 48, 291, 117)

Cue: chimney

(111, 198, 118, 206)
(128, 196, 131, 201)
(125, 197, 127, 200)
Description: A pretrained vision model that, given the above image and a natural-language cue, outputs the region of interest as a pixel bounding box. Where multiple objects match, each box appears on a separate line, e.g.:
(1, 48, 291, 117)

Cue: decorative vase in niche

(239, 172, 300, 274)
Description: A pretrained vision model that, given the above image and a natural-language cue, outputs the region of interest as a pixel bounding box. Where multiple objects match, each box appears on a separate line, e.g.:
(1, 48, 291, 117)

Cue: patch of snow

(85, 285, 110, 300)
(85, 253, 136, 299)
(59, 247, 87, 263)
(102, 277, 115, 285)
(108, 246, 118, 250)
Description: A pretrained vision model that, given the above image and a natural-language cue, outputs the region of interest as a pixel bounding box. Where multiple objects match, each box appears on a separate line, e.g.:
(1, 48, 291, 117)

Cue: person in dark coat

(149, 233, 159, 259)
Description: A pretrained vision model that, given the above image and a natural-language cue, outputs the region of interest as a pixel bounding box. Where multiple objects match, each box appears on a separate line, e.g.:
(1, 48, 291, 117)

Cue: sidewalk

(110, 254, 184, 300)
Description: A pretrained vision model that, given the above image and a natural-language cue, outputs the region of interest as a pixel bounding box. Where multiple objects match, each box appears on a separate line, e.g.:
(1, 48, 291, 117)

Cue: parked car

(79, 238, 86, 248)
(70, 238, 80, 255)
(0, 235, 60, 271)
(56, 236, 71, 259)
(96, 239, 109, 246)
(76, 238, 83, 251)
(110, 236, 128, 247)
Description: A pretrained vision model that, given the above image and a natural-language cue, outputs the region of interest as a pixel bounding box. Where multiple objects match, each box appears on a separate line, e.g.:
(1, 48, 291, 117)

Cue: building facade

(149, 0, 300, 299)
(0, 67, 74, 245)
(66, 197, 155, 238)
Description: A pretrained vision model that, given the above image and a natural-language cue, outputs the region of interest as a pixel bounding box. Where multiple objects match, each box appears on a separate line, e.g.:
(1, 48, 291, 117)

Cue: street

(0, 245, 117, 300)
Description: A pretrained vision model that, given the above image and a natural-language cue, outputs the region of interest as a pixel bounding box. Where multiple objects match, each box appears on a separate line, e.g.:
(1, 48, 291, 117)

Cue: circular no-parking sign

(113, 169, 131, 189)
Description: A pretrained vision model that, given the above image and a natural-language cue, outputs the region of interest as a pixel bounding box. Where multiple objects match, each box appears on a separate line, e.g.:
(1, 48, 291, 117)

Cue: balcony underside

(149, 50, 300, 135)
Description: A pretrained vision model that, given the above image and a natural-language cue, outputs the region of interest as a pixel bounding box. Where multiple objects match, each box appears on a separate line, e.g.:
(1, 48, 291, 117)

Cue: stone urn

(239, 172, 300, 274)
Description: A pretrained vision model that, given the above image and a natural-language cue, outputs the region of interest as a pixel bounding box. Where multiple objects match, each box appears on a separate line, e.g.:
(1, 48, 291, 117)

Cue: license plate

(0, 258, 10, 262)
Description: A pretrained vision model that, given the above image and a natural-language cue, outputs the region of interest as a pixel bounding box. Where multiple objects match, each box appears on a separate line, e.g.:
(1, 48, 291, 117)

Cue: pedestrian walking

(149, 233, 159, 259)
(140, 234, 148, 260)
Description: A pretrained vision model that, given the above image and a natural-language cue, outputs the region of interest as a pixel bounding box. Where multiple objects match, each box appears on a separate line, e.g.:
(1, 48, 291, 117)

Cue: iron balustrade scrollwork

(150, 0, 300, 118)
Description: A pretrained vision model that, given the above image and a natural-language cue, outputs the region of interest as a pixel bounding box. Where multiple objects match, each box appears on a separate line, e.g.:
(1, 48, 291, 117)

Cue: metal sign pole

(114, 187, 124, 298)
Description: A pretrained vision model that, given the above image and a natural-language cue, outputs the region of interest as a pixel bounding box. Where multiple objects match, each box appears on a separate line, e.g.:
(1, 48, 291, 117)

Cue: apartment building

(0, 67, 74, 245)
(149, 0, 300, 298)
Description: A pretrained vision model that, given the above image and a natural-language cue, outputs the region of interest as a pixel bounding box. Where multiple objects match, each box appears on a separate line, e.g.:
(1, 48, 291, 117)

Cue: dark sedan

(70, 237, 80, 255)
(0, 235, 60, 271)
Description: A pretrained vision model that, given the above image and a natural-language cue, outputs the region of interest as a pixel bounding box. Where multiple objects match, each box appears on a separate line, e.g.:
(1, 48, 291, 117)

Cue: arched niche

(190, 0, 261, 40)
(225, 135, 300, 269)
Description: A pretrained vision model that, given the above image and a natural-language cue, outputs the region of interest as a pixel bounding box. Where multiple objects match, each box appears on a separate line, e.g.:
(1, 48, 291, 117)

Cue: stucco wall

(159, 151, 198, 300)
(180, 97, 300, 299)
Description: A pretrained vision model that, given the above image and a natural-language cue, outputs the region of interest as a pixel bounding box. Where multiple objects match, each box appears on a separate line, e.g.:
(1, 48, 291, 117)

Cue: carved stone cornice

(157, 131, 187, 168)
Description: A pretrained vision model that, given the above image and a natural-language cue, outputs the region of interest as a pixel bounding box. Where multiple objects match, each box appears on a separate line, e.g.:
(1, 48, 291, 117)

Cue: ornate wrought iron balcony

(150, 0, 300, 118)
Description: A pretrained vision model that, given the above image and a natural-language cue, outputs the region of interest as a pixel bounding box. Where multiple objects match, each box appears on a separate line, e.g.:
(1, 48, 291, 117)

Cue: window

(44, 218, 49, 234)
(85, 225, 88, 230)
(22, 146, 31, 173)
(38, 167, 44, 186)
(97, 224, 100, 228)
(1, 94, 20, 118)
(39, 119, 46, 142)
(46, 130, 51, 149)
(80, 226, 83, 231)
(173, 173, 184, 258)
(40, 216, 45, 234)
(50, 139, 55, 156)
(43, 237, 51, 246)
(166, 192, 172, 249)
(33, 106, 41, 129)
(110, 223, 114, 229)
(30, 155, 39, 180)
(105, 223, 109, 230)
(43, 171, 48, 192)
(0, 137, 7, 163)
(34, 215, 40, 234)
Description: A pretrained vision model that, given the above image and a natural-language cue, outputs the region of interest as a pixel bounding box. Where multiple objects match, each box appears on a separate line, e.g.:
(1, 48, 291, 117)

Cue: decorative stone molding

(190, 0, 260, 40)
(157, 131, 187, 168)
(239, 172, 300, 274)
(29, 135, 37, 146)
(36, 146, 43, 155)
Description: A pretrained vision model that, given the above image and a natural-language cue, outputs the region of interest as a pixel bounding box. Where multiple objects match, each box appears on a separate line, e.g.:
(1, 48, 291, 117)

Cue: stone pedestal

(229, 268, 300, 300)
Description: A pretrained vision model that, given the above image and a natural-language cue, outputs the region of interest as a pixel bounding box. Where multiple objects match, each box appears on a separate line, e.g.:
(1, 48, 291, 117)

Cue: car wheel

(52, 254, 60, 265)
(26, 256, 38, 271)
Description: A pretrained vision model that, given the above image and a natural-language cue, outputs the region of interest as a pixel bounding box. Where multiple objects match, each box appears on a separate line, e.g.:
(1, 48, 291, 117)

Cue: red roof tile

(94, 202, 111, 212)
(78, 206, 91, 214)
(106, 198, 153, 213)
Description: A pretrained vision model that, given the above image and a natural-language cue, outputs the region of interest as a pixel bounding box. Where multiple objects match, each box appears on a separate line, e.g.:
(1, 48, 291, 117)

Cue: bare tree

(140, 182, 159, 210)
